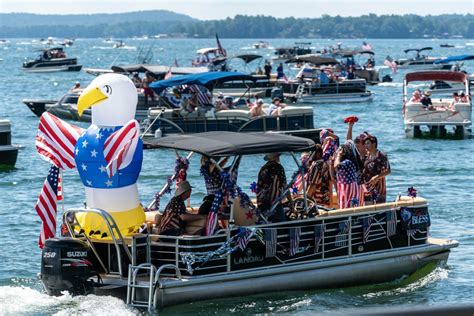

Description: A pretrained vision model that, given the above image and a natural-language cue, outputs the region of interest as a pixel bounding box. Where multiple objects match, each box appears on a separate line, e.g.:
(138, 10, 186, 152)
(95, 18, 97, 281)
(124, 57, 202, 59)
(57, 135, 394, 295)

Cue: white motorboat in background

(403, 71, 471, 138)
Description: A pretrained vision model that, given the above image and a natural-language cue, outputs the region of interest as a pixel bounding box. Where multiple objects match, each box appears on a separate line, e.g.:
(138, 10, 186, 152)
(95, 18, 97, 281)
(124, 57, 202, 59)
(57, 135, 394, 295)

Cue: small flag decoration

(289, 227, 301, 256)
(264, 229, 277, 258)
(386, 209, 397, 237)
(314, 224, 325, 253)
(361, 216, 372, 244)
(236, 228, 254, 251)
(335, 220, 350, 247)
(205, 191, 223, 236)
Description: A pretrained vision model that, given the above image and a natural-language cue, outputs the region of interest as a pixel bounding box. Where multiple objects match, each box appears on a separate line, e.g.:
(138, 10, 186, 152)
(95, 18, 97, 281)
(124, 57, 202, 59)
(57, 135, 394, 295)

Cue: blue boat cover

(149, 72, 256, 94)
(434, 55, 474, 64)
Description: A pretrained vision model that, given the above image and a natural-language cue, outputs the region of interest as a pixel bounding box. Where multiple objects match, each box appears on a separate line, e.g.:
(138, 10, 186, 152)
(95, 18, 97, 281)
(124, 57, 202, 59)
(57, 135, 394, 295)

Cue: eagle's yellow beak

(77, 87, 108, 116)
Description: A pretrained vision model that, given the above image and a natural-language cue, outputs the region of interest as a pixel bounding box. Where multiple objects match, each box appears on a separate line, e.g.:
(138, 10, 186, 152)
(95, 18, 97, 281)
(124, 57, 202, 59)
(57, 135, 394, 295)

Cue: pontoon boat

(38, 132, 458, 311)
(394, 47, 445, 70)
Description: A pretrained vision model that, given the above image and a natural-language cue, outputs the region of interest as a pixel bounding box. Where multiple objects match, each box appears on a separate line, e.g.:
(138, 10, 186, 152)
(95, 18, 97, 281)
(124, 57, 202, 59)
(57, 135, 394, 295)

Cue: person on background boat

(421, 91, 435, 110)
(267, 97, 287, 116)
(264, 61, 272, 80)
(409, 90, 422, 103)
(142, 71, 156, 104)
(249, 99, 266, 117)
(257, 153, 289, 223)
(132, 73, 142, 88)
(157, 180, 203, 236)
(459, 91, 470, 103)
(446, 92, 460, 111)
(69, 81, 81, 92)
(347, 65, 355, 80)
(334, 141, 364, 209)
(276, 63, 285, 80)
(362, 134, 391, 204)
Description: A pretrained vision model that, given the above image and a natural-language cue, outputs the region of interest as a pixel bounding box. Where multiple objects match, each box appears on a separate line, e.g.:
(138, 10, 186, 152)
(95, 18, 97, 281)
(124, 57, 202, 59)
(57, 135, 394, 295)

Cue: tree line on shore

(1, 12, 473, 39)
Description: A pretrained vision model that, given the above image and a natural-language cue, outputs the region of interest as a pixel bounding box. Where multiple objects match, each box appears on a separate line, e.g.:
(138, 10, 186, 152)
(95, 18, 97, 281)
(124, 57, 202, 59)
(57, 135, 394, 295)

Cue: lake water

(0, 38, 473, 315)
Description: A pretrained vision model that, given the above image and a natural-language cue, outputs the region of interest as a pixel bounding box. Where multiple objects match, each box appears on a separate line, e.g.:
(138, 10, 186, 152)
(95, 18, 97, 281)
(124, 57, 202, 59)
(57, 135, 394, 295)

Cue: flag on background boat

(335, 220, 350, 247)
(164, 67, 172, 80)
(314, 224, 325, 253)
(205, 191, 223, 236)
(289, 227, 301, 256)
(264, 228, 277, 258)
(384, 56, 398, 74)
(188, 84, 212, 105)
(362, 41, 373, 51)
(386, 208, 397, 236)
(215, 33, 227, 57)
(361, 216, 372, 243)
(35, 165, 61, 248)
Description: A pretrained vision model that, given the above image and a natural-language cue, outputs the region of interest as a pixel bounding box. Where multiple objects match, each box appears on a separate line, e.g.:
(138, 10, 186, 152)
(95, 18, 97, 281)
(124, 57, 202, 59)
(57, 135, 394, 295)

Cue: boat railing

(63, 208, 132, 276)
(133, 202, 429, 278)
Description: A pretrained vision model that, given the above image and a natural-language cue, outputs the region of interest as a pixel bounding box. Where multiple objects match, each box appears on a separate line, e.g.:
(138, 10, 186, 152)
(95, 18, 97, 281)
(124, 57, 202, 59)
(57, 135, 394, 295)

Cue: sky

(0, 0, 473, 19)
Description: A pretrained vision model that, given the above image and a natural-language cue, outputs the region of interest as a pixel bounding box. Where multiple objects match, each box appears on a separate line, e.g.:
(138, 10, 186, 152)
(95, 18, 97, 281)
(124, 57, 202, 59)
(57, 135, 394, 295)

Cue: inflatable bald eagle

(36, 74, 145, 242)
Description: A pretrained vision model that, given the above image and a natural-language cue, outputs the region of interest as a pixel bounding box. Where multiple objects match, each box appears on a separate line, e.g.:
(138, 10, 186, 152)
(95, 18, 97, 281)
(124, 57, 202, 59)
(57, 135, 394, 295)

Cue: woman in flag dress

(362, 135, 391, 203)
(334, 141, 364, 209)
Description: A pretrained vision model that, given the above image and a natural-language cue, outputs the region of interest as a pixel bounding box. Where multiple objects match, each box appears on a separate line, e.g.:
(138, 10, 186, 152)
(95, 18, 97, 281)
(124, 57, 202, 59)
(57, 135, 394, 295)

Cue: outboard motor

(271, 87, 284, 100)
(40, 237, 97, 296)
(382, 74, 393, 83)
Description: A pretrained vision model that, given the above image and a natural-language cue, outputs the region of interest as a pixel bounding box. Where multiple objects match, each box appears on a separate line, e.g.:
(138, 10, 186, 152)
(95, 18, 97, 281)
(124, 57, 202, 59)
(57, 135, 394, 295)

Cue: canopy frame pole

(226, 155, 241, 229)
(147, 151, 194, 210)
(290, 152, 308, 212)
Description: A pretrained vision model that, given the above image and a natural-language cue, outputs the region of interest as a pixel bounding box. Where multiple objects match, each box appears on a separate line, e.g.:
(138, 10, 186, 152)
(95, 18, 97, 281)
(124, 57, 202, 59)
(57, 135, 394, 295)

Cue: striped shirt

(257, 161, 287, 212)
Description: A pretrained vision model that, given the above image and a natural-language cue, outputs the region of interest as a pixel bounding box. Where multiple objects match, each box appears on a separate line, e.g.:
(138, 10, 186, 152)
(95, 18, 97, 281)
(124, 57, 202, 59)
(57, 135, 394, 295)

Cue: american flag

(36, 113, 83, 248)
(205, 191, 223, 236)
(264, 228, 277, 258)
(103, 120, 140, 178)
(336, 160, 362, 209)
(362, 41, 373, 51)
(322, 139, 337, 162)
(314, 224, 325, 254)
(335, 220, 350, 247)
(361, 216, 372, 243)
(36, 113, 83, 170)
(215, 33, 227, 57)
(386, 209, 397, 236)
(236, 228, 254, 251)
(289, 227, 301, 256)
(35, 165, 61, 248)
(188, 84, 212, 106)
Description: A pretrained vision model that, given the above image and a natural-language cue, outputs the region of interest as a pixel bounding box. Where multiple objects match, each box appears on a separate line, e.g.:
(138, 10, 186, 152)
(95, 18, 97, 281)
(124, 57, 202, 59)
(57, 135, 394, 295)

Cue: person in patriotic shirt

(362, 135, 391, 203)
(334, 141, 364, 209)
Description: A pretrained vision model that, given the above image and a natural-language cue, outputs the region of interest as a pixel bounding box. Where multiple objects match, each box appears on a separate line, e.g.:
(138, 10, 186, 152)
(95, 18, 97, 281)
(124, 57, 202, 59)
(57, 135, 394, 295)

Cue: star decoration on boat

(90, 149, 98, 158)
(105, 180, 113, 187)
(81, 163, 87, 171)
(99, 165, 106, 173)
(82, 140, 88, 148)
(245, 210, 254, 220)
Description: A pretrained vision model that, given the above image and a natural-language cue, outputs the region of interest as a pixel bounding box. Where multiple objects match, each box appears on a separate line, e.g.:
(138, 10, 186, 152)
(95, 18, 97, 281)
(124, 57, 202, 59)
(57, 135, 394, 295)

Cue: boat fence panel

(125, 205, 429, 279)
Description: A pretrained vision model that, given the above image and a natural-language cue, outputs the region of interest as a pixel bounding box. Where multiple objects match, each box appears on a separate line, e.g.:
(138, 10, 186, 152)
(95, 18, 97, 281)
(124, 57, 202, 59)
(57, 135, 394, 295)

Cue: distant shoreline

(0, 11, 472, 39)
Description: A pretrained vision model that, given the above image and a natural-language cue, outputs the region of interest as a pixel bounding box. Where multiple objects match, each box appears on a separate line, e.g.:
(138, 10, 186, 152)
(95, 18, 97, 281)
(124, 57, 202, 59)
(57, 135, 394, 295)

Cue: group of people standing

(295, 119, 391, 210)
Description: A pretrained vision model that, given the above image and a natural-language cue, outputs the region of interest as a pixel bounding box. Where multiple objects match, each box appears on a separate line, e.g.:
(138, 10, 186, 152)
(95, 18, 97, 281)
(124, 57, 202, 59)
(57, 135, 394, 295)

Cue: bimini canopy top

(232, 54, 263, 64)
(337, 50, 375, 57)
(285, 54, 339, 65)
(146, 131, 315, 157)
(149, 72, 256, 94)
(405, 71, 467, 83)
(434, 55, 474, 64)
(110, 64, 208, 76)
(404, 47, 432, 54)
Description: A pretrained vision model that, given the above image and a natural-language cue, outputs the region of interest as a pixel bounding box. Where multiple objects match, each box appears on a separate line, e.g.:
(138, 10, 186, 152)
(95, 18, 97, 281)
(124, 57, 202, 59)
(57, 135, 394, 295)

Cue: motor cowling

(40, 237, 97, 296)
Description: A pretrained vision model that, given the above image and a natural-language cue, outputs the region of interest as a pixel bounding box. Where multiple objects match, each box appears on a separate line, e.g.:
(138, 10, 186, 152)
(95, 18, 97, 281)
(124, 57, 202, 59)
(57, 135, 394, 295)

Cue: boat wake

(361, 266, 449, 299)
(0, 286, 137, 315)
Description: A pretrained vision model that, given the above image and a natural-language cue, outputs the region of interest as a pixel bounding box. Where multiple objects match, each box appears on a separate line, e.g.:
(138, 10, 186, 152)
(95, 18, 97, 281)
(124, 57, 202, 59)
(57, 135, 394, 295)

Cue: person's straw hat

(264, 152, 281, 161)
(423, 91, 431, 96)
(175, 180, 193, 196)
